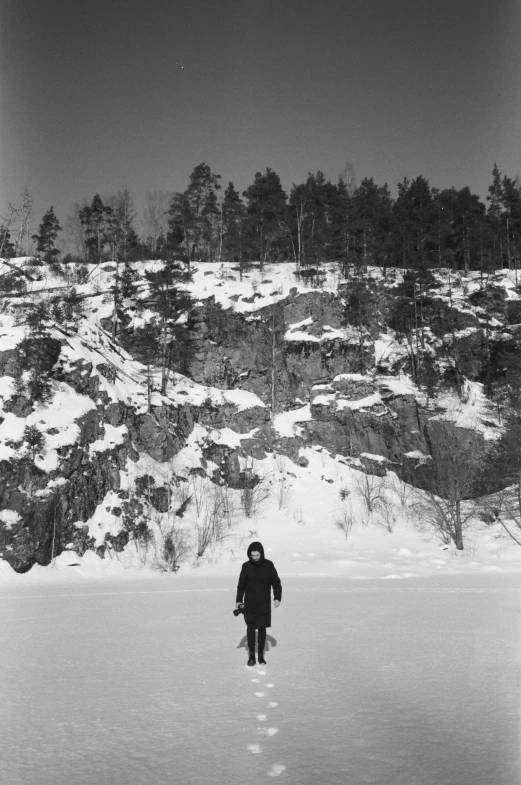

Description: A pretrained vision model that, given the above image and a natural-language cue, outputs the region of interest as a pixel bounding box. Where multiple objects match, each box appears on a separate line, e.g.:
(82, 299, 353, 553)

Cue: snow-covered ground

(2, 437, 521, 584)
(1, 573, 519, 785)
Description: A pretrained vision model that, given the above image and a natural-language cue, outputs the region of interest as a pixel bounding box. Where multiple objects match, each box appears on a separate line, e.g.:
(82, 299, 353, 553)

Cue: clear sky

(1, 0, 520, 226)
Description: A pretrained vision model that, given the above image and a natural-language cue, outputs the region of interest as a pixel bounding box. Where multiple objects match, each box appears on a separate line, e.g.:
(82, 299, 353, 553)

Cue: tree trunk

(0, 205, 16, 257)
(413, 283, 420, 382)
(111, 258, 119, 340)
(506, 216, 511, 269)
(271, 311, 276, 420)
(454, 499, 464, 550)
(161, 322, 168, 394)
(217, 203, 223, 264)
(293, 203, 302, 270)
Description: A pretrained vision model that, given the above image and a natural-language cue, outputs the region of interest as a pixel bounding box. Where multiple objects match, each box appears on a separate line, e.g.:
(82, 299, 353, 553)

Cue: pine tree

(120, 263, 138, 300)
(79, 194, 114, 263)
(342, 269, 381, 372)
(452, 187, 486, 273)
(388, 268, 438, 383)
(329, 178, 353, 274)
(243, 169, 288, 264)
(167, 163, 221, 262)
(0, 224, 15, 259)
(501, 175, 521, 276)
(222, 182, 245, 266)
(428, 188, 456, 268)
(392, 176, 433, 270)
(32, 207, 62, 264)
(350, 178, 392, 269)
(17, 302, 54, 403)
(23, 424, 46, 460)
(105, 187, 140, 337)
(145, 260, 193, 392)
(167, 192, 191, 261)
(62, 287, 84, 325)
(287, 172, 341, 270)
(486, 163, 505, 268)
(308, 172, 339, 268)
(124, 321, 159, 410)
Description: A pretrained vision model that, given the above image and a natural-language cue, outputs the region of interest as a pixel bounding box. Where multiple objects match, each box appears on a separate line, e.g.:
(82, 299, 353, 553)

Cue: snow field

(1, 574, 519, 785)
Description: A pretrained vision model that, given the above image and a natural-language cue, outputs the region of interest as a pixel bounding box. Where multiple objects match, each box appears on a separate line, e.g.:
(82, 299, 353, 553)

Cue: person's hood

(247, 541, 265, 565)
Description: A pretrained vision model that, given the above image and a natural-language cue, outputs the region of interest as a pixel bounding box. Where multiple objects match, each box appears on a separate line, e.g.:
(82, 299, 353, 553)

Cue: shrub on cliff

(23, 424, 45, 460)
(17, 302, 60, 404)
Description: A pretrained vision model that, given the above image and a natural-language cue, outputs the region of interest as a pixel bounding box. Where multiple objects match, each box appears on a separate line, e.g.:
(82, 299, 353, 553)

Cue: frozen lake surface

(1, 574, 520, 785)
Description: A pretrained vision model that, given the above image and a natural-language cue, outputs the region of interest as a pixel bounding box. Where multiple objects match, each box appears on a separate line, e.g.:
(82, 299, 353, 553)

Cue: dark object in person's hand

(233, 604, 244, 616)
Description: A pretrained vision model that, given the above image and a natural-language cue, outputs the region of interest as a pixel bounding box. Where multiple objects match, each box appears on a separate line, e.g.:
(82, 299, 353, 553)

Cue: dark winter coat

(236, 541, 282, 629)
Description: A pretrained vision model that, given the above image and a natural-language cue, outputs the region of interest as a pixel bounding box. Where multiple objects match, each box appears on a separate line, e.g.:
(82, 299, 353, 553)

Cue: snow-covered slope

(1, 257, 520, 582)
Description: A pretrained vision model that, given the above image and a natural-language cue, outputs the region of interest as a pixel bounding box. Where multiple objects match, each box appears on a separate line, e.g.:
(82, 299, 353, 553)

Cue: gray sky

(1, 0, 520, 225)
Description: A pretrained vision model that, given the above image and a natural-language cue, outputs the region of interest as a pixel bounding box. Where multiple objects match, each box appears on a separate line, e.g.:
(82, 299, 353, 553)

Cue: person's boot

(258, 650, 266, 665)
(247, 649, 256, 666)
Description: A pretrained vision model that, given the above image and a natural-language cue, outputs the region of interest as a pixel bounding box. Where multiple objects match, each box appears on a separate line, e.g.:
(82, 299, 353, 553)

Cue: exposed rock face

(304, 386, 429, 466)
(0, 408, 129, 572)
(187, 291, 370, 408)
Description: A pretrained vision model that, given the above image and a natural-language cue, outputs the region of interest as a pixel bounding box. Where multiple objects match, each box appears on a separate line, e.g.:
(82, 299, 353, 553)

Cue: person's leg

(257, 627, 266, 663)
(247, 624, 256, 665)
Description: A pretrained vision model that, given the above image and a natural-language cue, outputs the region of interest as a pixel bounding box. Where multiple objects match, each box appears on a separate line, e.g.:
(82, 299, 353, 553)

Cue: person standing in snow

(236, 541, 282, 666)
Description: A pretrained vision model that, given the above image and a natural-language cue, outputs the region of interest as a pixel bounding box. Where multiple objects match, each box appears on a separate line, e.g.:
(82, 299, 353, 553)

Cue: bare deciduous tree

(15, 187, 34, 256)
(414, 420, 489, 550)
(275, 455, 292, 510)
(196, 483, 240, 558)
(355, 471, 385, 515)
(483, 487, 521, 547)
(339, 160, 357, 196)
(241, 459, 272, 518)
(142, 190, 170, 256)
(393, 474, 416, 510)
(276, 475, 292, 511)
(106, 186, 138, 260)
(62, 203, 89, 259)
(151, 517, 190, 572)
(334, 500, 355, 538)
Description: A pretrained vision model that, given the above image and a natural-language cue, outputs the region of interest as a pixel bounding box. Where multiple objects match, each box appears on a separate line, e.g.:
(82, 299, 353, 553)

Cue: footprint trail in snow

(258, 727, 278, 737)
(244, 662, 285, 777)
(267, 764, 287, 778)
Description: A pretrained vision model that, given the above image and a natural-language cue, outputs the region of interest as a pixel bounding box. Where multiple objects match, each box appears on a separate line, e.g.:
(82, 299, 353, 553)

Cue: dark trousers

(247, 624, 266, 653)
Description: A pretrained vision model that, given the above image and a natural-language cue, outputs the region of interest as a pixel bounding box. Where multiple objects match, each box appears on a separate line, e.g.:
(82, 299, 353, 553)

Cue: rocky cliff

(0, 259, 512, 572)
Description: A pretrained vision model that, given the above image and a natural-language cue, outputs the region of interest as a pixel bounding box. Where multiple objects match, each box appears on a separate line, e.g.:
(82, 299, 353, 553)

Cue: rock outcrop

(187, 290, 370, 408)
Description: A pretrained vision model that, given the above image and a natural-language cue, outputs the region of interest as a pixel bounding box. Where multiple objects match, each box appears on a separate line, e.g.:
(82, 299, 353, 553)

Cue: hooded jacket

(236, 541, 282, 628)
